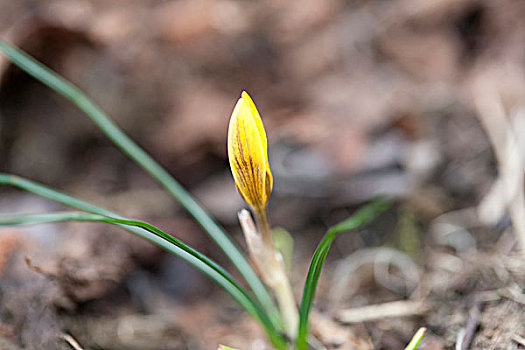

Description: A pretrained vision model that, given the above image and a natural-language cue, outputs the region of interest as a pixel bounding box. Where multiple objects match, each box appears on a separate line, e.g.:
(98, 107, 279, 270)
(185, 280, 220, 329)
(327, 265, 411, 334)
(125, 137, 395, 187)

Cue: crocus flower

(228, 91, 273, 211)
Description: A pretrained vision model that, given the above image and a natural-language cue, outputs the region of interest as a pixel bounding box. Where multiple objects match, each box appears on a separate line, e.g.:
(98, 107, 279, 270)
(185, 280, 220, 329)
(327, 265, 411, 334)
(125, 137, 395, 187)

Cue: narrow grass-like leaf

(0, 40, 280, 328)
(0, 209, 286, 349)
(0, 173, 286, 348)
(404, 327, 426, 350)
(295, 198, 391, 350)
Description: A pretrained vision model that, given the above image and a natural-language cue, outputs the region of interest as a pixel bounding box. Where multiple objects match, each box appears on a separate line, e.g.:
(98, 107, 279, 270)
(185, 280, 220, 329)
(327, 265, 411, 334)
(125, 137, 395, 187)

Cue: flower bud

(227, 91, 273, 210)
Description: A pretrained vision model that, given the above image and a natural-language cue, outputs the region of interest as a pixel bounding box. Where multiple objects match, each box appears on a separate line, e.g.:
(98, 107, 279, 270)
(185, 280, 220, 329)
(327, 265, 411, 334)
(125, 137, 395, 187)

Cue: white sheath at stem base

(238, 209, 299, 341)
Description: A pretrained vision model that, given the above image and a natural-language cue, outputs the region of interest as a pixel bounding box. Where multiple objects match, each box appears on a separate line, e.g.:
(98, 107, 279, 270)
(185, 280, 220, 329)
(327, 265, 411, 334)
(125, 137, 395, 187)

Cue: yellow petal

(228, 91, 273, 209)
(241, 91, 273, 197)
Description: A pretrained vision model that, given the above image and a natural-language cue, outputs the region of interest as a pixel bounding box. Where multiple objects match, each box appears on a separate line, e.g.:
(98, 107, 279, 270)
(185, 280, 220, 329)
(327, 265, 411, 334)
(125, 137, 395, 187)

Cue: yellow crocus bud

(228, 91, 273, 210)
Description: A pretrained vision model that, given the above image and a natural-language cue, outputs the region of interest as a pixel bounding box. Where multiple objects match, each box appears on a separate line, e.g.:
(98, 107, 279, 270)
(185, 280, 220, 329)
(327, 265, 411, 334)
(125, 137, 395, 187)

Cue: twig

(473, 83, 525, 256)
(307, 335, 327, 350)
(329, 248, 420, 307)
(455, 329, 466, 350)
(498, 283, 525, 306)
(511, 334, 525, 347)
(309, 311, 373, 349)
(336, 300, 427, 323)
(60, 333, 85, 350)
(458, 298, 482, 350)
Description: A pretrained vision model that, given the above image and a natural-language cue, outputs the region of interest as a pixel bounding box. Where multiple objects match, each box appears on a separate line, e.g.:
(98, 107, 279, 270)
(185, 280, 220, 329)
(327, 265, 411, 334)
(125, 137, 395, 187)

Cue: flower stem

(254, 206, 274, 250)
(252, 206, 299, 340)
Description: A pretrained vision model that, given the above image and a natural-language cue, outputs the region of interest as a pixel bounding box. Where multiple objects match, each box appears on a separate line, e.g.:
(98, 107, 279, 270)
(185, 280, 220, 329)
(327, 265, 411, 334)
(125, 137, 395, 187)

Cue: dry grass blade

(336, 300, 427, 324)
(60, 334, 85, 350)
(473, 79, 525, 256)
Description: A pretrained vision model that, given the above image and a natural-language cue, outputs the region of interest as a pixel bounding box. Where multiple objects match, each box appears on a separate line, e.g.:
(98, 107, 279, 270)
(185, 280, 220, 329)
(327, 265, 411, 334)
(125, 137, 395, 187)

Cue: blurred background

(0, 0, 525, 349)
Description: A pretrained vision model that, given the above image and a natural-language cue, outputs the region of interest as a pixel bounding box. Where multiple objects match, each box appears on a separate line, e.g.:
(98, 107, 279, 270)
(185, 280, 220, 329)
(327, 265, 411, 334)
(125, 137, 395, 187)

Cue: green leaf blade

(295, 198, 391, 350)
(0, 209, 286, 349)
(0, 173, 286, 348)
(404, 327, 426, 350)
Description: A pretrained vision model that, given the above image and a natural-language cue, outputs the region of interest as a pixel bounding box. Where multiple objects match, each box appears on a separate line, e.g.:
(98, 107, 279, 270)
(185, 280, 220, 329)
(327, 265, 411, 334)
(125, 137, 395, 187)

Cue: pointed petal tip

(241, 90, 251, 101)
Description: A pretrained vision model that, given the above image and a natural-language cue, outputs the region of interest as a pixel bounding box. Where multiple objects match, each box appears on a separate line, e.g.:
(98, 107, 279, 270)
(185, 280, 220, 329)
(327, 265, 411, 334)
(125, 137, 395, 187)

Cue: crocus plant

(228, 92, 298, 339)
(0, 40, 425, 349)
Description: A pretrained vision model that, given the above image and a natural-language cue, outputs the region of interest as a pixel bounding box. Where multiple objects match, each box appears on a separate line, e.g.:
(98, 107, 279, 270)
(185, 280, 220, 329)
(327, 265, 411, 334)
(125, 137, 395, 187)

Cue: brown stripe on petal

(234, 140, 260, 206)
(236, 129, 261, 205)
(234, 150, 256, 205)
(264, 169, 272, 203)
(247, 154, 260, 193)
(244, 142, 263, 205)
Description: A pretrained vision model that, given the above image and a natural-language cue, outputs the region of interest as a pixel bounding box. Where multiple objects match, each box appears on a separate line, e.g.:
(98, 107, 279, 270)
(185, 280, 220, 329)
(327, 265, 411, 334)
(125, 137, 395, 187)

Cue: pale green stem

(273, 269, 299, 342)
(252, 206, 299, 341)
(254, 206, 274, 250)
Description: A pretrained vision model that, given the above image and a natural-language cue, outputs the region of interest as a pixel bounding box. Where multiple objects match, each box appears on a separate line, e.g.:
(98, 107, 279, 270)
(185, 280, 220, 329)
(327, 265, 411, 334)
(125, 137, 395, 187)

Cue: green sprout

(404, 327, 427, 350)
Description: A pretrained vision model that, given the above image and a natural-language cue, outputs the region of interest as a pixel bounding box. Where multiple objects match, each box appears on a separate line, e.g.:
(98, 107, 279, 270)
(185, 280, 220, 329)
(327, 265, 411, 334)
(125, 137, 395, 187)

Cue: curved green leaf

(0, 173, 286, 349)
(295, 198, 391, 350)
(0, 210, 286, 350)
